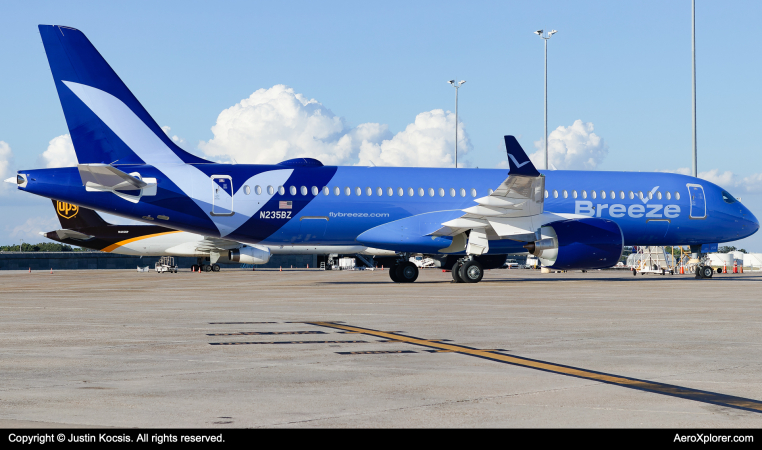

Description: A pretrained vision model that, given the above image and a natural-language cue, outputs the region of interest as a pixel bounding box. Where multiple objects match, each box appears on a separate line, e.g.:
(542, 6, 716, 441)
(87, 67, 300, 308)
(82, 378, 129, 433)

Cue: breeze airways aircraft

(8, 25, 759, 283)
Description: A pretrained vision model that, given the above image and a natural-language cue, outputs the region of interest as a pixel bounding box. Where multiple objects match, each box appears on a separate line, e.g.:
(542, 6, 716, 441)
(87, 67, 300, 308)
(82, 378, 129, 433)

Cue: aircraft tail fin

(504, 136, 541, 177)
(38, 25, 209, 166)
(52, 199, 110, 229)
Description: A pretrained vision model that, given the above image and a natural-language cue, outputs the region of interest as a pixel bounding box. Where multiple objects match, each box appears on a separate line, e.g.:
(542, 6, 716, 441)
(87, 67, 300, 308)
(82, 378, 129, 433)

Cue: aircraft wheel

(701, 266, 714, 278)
(717, 267, 722, 274)
(212, 264, 220, 272)
(396, 262, 419, 283)
(389, 264, 401, 282)
(203, 264, 212, 272)
(451, 262, 464, 283)
(459, 260, 484, 283)
(632, 269, 637, 276)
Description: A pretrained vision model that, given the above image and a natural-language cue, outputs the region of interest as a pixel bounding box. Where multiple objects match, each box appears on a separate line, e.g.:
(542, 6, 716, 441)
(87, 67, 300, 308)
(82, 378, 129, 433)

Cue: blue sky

(1, 0, 761, 250)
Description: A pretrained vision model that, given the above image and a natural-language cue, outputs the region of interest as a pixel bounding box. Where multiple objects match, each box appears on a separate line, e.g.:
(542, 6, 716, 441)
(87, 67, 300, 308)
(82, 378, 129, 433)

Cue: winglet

(504, 136, 540, 177)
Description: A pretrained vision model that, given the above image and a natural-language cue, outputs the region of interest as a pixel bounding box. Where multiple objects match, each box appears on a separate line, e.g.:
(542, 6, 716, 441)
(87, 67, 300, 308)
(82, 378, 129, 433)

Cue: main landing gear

(451, 258, 484, 283)
(389, 260, 419, 283)
(192, 259, 220, 273)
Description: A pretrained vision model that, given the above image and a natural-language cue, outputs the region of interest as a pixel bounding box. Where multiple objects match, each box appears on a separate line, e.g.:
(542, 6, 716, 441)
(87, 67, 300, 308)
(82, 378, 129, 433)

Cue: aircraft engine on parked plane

(523, 218, 624, 270)
(229, 245, 271, 265)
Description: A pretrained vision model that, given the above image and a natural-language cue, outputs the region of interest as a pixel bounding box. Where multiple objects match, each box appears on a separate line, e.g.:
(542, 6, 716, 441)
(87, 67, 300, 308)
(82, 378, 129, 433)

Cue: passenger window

(408, 188, 414, 197)
(563, 190, 568, 198)
(398, 188, 404, 196)
(648, 191, 653, 200)
(600, 191, 606, 199)
(334, 186, 340, 196)
(345, 187, 351, 196)
(610, 191, 615, 199)
(429, 188, 435, 197)
(419, 188, 424, 197)
(267, 185, 274, 195)
(278, 186, 285, 195)
(311, 186, 318, 196)
(553, 190, 558, 198)
(377, 187, 383, 196)
(387, 187, 393, 196)
(666, 192, 671, 200)
(675, 192, 680, 200)
(545, 190, 549, 198)
(638, 191, 644, 200)
(657, 192, 662, 200)
(470, 188, 477, 197)
(572, 190, 578, 199)
(255, 185, 263, 195)
(629, 191, 634, 199)
(356, 187, 362, 196)
(592, 191, 597, 199)
(460, 188, 466, 197)
(290, 186, 296, 195)
(301, 186, 308, 196)
(367, 187, 372, 196)
(244, 185, 251, 195)
(450, 188, 456, 197)
(619, 191, 624, 199)
(323, 186, 329, 195)
(582, 191, 587, 199)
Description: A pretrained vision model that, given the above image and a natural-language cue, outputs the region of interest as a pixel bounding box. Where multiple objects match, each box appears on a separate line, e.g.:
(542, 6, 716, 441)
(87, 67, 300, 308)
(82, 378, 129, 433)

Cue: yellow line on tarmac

(305, 321, 762, 414)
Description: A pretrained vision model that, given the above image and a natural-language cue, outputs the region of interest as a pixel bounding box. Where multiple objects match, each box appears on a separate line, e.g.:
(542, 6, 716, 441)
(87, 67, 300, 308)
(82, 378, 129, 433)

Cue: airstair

(629, 246, 675, 275)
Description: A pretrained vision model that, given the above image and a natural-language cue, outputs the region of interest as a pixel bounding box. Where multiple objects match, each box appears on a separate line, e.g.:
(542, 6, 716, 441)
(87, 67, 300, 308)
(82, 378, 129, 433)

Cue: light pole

(691, 0, 697, 177)
(535, 29, 558, 170)
(448, 79, 466, 168)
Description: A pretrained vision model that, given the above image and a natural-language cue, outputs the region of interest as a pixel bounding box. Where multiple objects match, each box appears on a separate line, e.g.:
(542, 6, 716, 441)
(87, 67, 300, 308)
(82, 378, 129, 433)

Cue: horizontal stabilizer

(54, 229, 94, 241)
(78, 164, 147, 190)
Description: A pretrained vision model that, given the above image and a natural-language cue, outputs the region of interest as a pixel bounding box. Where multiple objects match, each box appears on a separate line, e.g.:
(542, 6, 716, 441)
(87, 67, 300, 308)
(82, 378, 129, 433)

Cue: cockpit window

(721, 190, 737, 204)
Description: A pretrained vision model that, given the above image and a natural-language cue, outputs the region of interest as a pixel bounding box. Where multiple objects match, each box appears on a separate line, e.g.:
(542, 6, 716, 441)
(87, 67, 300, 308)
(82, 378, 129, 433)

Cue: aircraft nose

(747, 209, 760, 235)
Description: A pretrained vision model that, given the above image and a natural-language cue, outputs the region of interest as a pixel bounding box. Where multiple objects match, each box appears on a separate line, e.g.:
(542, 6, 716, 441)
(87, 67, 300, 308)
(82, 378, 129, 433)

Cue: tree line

(0, 243, 89, 252)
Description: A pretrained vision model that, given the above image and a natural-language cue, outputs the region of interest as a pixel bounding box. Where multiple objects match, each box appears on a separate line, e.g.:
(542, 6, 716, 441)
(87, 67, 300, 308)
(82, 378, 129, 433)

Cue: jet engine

(523, 218, 623, 270)
(228, 245, 271, 265)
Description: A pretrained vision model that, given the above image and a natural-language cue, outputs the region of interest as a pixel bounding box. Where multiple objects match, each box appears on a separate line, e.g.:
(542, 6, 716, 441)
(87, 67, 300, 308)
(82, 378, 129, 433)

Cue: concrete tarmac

(1, 268, 761, 428)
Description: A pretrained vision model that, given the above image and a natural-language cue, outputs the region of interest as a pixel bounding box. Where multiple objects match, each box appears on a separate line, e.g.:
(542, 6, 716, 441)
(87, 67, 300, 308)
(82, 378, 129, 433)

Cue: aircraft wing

(195, 236, 242, 252)
(432, 136, 557, 255)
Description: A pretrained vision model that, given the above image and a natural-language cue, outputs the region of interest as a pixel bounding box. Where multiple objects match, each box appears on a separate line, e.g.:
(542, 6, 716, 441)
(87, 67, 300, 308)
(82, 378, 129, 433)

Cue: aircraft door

(687, 183, 706, 219)
(211, 175, 234, 216)
(299, 216, 328, 243)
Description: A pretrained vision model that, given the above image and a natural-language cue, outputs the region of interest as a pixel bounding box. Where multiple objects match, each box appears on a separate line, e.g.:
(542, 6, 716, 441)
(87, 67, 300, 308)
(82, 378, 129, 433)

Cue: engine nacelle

(523, 218, 623, 270)
(229, 245, 271, 265)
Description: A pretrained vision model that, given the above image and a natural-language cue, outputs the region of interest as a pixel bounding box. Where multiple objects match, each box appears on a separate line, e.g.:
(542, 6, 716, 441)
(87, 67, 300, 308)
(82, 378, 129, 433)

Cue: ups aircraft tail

(52, 199, 109, 230)
(38, 25, 209, 166)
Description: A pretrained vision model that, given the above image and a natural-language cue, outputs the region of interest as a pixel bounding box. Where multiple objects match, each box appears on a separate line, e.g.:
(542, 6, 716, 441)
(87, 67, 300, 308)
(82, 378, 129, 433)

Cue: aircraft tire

(389, 264, 401, 282)
(451, 263, 464, 283)
(701, 266, 714, 279)
(212, 264, 220, 272)
(632, 269, 637, 276)
(459, 260, 484, 283)
(203, 264, 212, 272)
(396, 262, 419, 283)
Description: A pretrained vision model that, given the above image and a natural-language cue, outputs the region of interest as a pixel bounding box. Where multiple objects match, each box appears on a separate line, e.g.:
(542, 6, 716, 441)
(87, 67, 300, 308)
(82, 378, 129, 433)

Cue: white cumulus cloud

(198, 85, 466, 167)
(8, 216, 59, 240)
(357, 109, 469, 167)
(658, 167, 762, 194)
(41, 134, 77, 168)
(0, 141, 14, 195)
(528, 120, 608, 170)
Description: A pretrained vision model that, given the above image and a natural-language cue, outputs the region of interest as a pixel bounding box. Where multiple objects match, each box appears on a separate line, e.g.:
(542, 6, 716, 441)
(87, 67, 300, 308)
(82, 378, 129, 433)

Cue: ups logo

(56, 201, 79, 219)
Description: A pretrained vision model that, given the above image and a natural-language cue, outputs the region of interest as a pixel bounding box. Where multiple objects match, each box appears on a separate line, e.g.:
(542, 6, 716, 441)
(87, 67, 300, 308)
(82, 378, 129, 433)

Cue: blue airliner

(9, 25, 759, 283)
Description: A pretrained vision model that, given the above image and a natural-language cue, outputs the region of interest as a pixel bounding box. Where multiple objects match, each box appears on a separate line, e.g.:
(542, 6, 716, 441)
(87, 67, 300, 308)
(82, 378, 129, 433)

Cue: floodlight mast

(448, 79, 466, 168)
(535, 29, 558, 170)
